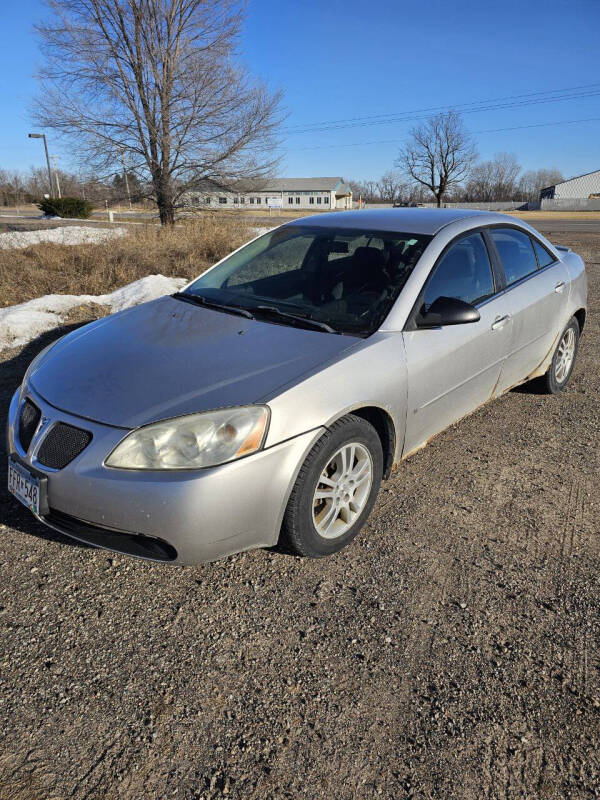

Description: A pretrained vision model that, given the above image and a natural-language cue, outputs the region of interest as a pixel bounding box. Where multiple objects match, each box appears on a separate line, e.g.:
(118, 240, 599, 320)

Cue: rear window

(490, 228, 538, 286)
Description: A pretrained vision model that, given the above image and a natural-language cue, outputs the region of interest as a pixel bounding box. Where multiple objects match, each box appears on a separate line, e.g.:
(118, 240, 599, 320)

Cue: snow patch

(0, 274, 187, 351)
(0, 225, 128, 249)
(251, 226, 274, 238)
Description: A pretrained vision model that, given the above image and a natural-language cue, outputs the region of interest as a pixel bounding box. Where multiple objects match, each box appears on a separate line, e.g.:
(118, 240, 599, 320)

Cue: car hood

(29, 296, 357, 428)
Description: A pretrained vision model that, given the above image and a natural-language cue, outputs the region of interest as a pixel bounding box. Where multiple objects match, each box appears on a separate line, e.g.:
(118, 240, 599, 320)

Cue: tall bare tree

(35, 0, 283, 224)
(397, 110, 477, 207)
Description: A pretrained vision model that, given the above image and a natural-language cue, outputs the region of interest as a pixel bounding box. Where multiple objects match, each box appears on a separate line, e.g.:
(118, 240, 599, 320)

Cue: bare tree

(0, 170, 29, 207)
(377, 171, 405, 205)
(362, 180, 379, 202)
(397, 111, 477, 207)
(35, 0, 283, 224)
(25, 165, 86, 199)
(518, 168, 564, 204)
(348, 174, 407, 205)
(347, 179, 379, 203)
(464, 153, 521, 202)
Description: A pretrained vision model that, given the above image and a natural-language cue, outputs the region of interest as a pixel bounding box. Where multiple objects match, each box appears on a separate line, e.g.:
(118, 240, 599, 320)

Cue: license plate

(8, 458, 41, 515)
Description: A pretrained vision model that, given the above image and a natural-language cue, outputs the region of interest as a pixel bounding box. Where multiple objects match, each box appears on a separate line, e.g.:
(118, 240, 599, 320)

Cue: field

(0, 228, 598, 799)
(0, 217, 252, 309)
(503, 210, 600, 220)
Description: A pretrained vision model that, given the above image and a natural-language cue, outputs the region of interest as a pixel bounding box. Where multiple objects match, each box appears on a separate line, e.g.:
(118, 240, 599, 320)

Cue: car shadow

(510, 376, 547, 394)
(0, 324, 92, 550)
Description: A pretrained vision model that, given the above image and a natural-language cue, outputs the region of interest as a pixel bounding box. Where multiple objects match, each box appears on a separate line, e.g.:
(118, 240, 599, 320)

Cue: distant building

(184, 177, 353, 210)
(540, 169, 600, 200)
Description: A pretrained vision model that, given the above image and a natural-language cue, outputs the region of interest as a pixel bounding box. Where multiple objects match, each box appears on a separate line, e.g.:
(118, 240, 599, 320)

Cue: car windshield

(182, 225, 431, 336)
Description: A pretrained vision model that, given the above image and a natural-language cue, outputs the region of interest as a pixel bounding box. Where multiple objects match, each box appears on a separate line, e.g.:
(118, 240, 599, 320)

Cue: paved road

(532, 219, 600, 234)
(2, 209, 599, 235)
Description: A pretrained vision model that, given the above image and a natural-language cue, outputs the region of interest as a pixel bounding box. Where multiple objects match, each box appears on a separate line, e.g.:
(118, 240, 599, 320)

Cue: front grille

(37, 423, 92, 469)
(19, 400, 41, 453)
(44, 508, 177, 561)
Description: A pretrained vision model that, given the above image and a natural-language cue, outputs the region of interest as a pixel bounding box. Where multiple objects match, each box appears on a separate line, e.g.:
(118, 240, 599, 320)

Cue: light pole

(51, 154, 62, 198)
(120, 151, 132, 209)
(28, 133, 54, 197)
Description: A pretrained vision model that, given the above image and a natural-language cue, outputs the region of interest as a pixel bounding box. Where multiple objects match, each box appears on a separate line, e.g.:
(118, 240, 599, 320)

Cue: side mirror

(416, 296, 480, 328)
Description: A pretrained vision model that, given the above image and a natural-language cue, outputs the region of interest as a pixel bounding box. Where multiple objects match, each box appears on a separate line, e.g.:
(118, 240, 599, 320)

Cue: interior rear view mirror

(326, 241, 349, 254)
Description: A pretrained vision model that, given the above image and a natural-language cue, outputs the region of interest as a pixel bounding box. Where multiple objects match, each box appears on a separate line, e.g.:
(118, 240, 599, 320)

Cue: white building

(185, 177, 353, 210)
(540, 169, 600, 199)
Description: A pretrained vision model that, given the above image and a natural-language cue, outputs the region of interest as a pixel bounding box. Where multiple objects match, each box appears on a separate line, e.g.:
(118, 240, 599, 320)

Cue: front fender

(261, 332, 408, 463)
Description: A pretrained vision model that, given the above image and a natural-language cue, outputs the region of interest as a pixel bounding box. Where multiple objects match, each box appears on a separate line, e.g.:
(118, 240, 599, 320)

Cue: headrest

(353, 246, 385, 270)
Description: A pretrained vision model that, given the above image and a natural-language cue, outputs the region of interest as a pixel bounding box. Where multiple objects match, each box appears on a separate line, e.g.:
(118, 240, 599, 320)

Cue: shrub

(38, 196, 94, 219)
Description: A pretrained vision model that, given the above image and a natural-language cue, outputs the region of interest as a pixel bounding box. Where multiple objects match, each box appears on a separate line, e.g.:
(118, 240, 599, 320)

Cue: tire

(543, 316, 580, 394)
(280, 415, 383, 558)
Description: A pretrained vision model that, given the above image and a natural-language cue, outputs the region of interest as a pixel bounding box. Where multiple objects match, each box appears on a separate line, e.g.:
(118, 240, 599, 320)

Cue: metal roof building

(540, 169, 600, 200)
(185, 177, 353, 210)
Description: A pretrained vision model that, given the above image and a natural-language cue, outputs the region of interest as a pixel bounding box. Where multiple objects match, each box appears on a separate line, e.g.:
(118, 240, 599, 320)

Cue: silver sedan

(7, 209, 587, 564)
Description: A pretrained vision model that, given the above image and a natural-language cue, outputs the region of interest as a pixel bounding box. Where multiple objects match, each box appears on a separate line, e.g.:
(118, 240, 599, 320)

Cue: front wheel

(280, 415, 383, 558)
(543, 317, 580, 394)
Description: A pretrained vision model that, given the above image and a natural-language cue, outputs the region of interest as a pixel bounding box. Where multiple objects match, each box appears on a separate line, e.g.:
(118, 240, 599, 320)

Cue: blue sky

(1, 0, 599, 182)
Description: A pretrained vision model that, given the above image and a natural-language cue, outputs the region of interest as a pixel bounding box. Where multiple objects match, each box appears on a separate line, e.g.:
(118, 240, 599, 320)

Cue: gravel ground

(0, 232, 598, 800)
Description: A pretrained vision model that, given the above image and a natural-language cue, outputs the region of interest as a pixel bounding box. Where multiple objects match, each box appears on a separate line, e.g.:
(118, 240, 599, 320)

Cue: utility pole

(28, 132, 53, 196)
(120, 151, 132, 209)
(51, 155, 62, 198)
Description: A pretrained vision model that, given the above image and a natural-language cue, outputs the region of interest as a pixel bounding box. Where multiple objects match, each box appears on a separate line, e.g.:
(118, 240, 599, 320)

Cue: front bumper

(7, 384, 323, 564)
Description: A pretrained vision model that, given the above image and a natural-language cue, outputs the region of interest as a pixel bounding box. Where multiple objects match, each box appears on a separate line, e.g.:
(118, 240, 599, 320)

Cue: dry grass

(231, 208, 328, 217)
(0, 217, 253, 307)
(501, 210, 600, 220)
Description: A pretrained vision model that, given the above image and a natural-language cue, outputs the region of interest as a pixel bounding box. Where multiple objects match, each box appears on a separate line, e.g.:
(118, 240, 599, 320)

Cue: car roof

(285, 208, 512, 236)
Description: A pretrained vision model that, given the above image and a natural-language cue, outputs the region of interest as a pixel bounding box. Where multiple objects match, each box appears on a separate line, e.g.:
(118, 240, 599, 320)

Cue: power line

(285, 82, 600, 135)
(290, 115, 600, 152)
(286, 91, 600, 135)
(285, 81, 600, 130)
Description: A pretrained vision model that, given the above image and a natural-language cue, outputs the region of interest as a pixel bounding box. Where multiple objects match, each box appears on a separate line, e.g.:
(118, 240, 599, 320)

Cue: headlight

(105, 406, 269, 470)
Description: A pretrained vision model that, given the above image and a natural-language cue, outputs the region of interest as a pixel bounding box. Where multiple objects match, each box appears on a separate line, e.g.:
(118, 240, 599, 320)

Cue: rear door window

(423, 232, 495, 309)
(490, 228, 538, 286)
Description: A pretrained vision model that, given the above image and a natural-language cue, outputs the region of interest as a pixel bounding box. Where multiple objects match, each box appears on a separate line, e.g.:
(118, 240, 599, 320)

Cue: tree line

(349, 160, 563, 207)
(350, 113, 563, 207)
(0, 166, 145, 208)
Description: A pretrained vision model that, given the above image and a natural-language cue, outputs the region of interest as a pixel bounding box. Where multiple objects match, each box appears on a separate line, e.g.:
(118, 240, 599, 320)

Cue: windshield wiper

(173, 292, 255, 319)
(248, 305, 337, 334)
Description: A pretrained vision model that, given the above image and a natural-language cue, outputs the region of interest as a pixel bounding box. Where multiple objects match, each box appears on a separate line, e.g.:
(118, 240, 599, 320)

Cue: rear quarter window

(532, 238, 556, 268)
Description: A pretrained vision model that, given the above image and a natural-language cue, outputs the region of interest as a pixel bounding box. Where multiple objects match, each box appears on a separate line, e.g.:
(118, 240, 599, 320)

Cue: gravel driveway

(1, 232, 598, 800)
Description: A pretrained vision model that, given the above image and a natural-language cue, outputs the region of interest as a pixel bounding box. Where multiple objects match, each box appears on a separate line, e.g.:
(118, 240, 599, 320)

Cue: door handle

(491, 314, 510, 331)
(554, 281, 566, 293)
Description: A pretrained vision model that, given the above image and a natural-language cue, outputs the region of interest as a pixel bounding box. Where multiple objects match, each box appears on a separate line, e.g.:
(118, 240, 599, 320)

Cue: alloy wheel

(554, 327, 576, 383)
(312, 442, 373, 539)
